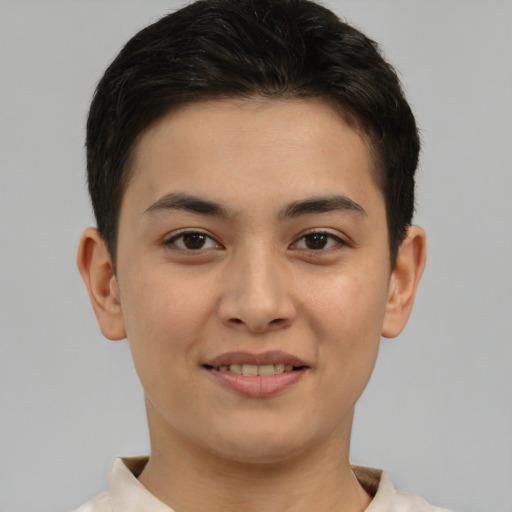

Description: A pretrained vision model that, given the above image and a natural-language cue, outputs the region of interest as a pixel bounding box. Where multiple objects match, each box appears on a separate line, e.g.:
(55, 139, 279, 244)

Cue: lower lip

(206, 368, 307, 397)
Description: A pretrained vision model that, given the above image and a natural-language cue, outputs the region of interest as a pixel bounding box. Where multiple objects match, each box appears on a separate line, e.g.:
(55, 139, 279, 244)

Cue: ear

(381, 225, 427, 338)
(77, 227, 126, 340)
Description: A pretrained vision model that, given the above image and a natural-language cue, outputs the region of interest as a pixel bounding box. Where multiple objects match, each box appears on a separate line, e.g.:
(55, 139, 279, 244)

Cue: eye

(166, 231, 220, 251)
(293, 232, 344, 251)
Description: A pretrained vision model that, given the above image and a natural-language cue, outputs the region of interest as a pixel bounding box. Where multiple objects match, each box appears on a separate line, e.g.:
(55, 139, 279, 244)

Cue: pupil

(184, 233, 206, 249)
(306, 233, 327, 249)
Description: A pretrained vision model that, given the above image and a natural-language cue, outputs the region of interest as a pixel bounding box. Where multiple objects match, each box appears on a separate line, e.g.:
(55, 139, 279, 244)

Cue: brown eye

(304, 233, 329, 250)
(293, 232, 344, 251)
(167, 232, 219, 251)
(182, 233, 207, 249)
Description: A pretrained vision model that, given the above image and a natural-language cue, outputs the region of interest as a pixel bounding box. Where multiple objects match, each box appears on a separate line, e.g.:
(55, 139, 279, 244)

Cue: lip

(204, 350, 308, 368)
(203, 351, 309, 398)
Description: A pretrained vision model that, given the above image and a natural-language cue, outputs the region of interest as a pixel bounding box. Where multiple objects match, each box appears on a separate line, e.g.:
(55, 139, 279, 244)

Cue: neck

(138, 409, 371, 512)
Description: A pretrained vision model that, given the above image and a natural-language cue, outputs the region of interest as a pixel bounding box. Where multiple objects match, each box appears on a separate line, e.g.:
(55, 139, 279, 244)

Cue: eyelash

(291, 231, 346, 251)
(165, 230, 222, 251)
(164, 229, 346, 254)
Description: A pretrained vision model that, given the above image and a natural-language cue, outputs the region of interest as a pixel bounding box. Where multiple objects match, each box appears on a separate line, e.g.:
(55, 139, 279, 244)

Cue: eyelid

(164, 229, 223, 251)
(290, 229, 348, 251)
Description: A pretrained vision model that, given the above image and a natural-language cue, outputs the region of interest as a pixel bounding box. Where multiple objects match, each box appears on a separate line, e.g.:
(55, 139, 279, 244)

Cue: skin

(78, 98, 426, 512)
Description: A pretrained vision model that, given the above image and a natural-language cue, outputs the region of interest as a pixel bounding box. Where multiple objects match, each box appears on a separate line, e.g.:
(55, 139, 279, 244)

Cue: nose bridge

(218, 241, 295, 332)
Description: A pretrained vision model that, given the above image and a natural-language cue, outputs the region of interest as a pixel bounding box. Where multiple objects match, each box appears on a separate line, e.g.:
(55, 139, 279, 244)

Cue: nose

(217, 246, 297, 334)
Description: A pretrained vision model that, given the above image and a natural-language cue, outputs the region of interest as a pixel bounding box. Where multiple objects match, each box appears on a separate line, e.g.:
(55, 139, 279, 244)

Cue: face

(112, 98, 398, 463)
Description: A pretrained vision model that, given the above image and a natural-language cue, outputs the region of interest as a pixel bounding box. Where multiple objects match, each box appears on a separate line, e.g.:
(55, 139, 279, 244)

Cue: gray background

(1, 1, 511, 511)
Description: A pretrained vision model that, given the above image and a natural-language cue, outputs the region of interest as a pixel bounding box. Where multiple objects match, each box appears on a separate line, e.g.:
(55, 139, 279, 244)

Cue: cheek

(118, 269, 214, 384)
(306, 267, 389, 338)
(121, 265, 211, 337)
(119, 286, 203, 423)
(305, 269, 389, 398)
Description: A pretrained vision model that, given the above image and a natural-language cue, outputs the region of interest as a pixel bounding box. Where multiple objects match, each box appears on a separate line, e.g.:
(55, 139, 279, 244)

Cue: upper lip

(204, 350, 308, 368)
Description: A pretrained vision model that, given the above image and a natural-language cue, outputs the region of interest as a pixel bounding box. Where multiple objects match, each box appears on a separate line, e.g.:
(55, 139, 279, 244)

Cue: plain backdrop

(1, 1, 511, 511)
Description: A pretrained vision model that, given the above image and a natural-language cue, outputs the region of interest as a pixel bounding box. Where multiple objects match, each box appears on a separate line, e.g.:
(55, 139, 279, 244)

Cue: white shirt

(73, 457, 453, 512)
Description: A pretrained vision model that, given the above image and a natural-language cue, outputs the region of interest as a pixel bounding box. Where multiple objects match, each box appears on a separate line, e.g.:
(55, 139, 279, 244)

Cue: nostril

(223, 312, 293, 333)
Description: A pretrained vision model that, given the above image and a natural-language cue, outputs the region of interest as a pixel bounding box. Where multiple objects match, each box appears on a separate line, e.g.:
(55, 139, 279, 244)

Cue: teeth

(229, 364, 242, 375)
(257, 364, 274, 376)
(242, 364, 258, 376)
(218, 363, 296, 375)
(274, 364, 285, 374)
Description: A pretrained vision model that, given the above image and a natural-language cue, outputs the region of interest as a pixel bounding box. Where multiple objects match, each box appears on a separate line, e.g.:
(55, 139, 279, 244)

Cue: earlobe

(381, 225, 427, 338)
(77, 227, 126, 341)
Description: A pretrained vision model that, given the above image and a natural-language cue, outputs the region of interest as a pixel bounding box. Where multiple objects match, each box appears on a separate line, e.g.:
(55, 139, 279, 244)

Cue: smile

(207, 363, 297, 376)
(203, 351, 309, 397)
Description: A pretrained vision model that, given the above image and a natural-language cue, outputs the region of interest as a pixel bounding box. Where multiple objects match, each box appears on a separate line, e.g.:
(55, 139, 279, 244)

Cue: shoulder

(70, 491, 112, 512)
(391, 489, 453, 512)
(352, 466, 455, 512)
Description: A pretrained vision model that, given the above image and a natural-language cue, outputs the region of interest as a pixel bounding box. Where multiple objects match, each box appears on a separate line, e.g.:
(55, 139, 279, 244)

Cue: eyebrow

(144, 192, 366, 220)
(279, 195, 366, 219)
(144, 193, 230, 218)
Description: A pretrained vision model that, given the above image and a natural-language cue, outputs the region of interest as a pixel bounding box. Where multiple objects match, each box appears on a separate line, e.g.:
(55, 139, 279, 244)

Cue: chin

(197, 417, 319, 465)
(212, 438, 309, 465)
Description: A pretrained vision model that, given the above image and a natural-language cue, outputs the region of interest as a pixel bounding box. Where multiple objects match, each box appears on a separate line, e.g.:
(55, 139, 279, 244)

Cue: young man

(76, 0, 448, 511)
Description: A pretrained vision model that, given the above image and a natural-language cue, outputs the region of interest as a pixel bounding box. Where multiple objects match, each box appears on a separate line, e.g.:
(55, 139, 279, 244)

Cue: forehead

(123, 97, 382, 218)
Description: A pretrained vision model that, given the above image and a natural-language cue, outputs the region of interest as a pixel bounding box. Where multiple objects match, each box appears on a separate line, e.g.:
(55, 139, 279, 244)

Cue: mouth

(202, 351, 309, 397)
(203, 350, 309, 373)
(203, 363, 305, 376)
